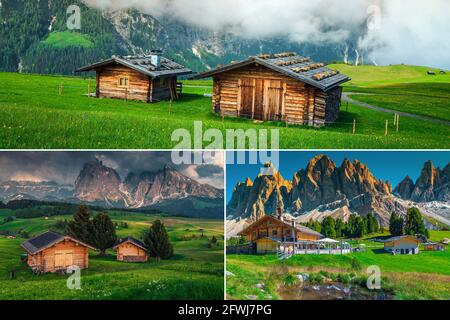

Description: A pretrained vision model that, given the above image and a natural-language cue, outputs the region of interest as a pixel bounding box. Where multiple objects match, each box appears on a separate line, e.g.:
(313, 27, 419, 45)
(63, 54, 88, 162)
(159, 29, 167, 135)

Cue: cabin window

(118, 77, 129, 88)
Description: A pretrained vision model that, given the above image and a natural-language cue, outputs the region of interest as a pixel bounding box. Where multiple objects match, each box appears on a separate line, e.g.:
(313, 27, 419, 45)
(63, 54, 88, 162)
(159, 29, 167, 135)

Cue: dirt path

(342, 92, 450, 126)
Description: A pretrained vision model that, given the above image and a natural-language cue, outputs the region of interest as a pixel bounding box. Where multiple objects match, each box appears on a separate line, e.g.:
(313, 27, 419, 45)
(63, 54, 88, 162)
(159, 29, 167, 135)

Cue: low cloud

(84, 0, 450, 69)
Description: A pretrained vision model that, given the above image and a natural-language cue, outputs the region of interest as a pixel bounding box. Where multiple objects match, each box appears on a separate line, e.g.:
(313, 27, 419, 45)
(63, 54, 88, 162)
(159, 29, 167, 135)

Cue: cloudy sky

(84, 0, 450, 69)
(0, 151, 224, 189)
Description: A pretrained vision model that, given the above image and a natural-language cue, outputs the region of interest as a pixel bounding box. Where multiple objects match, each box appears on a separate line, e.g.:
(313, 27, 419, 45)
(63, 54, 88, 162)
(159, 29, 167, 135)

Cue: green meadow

(0, 210, 224, 300)
(226, 231, 450, 300)
(0, 64, 449, 149)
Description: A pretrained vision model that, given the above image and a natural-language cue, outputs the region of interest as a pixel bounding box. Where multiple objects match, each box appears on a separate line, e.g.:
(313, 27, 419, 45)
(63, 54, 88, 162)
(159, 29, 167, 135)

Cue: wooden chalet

(77, 50, 192, 102)
(21, 231, 96, 273)
(113, 237, 148, 263)
(238, 215, 323, 254)
(384, 235, 420, 255)
(193, 52, 350, 126)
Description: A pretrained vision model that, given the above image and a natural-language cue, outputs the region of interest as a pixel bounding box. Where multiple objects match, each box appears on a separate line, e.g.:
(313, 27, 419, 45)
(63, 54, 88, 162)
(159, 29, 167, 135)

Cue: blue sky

(226, 151, 450, 202)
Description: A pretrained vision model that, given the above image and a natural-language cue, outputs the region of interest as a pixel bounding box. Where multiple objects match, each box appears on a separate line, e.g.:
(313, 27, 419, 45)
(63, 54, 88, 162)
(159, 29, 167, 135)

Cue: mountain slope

(0, 0, 360, 74)
(395, 161, 450, 202)
(229, 155, 405, 226)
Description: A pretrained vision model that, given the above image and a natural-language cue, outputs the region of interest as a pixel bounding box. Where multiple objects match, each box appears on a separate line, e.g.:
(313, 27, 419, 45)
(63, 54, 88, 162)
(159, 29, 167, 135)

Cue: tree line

(303, 212, 380, 239)
(389, 207, 429, 238)
(68, 205, 173, 262)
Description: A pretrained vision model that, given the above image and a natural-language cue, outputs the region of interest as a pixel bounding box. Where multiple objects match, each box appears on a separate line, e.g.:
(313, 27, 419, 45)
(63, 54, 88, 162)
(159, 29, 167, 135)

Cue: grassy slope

(226, 231, 450, 300)
(0, 72, 448, 149)
(0, 212, 224, 300)
(43, 31, 94, 49)
(331, 64, 450, 121)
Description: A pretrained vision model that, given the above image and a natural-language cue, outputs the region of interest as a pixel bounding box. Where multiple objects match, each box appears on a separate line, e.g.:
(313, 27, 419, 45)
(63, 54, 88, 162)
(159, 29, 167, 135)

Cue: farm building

(113, 237, 148, 262)
(384, 235, 420, 255)
(193, 52, 350, 126)
(238, 214, 324, 254)
(21, 231, 95, 273)
(423, 242, 446, 252)
(77, 50, 192, 103)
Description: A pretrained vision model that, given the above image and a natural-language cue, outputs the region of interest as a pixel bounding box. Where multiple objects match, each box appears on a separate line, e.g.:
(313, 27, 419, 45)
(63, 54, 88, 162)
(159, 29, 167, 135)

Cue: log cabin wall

(96, 65, 151, 102)
(212, 64, 341, 127)
(116, 243, 148, 262)
(28, 240, 89, 273)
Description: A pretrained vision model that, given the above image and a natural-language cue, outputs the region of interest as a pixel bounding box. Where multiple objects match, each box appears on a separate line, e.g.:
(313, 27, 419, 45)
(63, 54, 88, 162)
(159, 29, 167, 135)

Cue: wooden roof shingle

(193, 53, 350, 91)
(77, 54, 192, 78)
(113, 236, 148, 251)
(21, 231, 96, 255)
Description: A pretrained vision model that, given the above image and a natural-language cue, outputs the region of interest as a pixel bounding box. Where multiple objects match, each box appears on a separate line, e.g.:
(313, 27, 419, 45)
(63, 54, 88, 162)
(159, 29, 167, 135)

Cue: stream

(278, 282, 394, 300)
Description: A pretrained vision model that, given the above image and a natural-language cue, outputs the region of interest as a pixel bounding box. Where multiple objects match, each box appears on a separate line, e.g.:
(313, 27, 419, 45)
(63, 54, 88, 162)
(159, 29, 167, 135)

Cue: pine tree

(321, 217, 336, 238)
(405, 207, 429, 238)
(389, 212, 404, 236)
(143, 220, 173, 262)
(366, 212, 379, 234)
(91, 213, 117, 256)
(67, 205, 93, 244)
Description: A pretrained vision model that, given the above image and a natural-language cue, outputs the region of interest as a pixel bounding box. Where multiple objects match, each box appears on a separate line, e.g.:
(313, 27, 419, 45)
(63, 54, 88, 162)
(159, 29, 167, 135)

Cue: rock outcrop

(228, 155, 399, 226)
(395, 161, 450, 202)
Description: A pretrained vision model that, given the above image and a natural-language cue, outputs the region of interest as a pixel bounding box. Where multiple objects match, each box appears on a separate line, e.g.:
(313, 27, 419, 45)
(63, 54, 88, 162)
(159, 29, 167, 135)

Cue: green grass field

(332, 64, 450, 122)
(43, 31, 94, 49)
(0, 211, 224, 300)
(226, 231, 450, 300)
(0, 65, 448, 149)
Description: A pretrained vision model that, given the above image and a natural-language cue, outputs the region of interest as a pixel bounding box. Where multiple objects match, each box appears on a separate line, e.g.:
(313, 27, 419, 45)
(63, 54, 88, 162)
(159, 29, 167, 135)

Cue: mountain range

(227, 155, 450, 230)
(0, 0, 362, 75)
(0, 159, 224, 218)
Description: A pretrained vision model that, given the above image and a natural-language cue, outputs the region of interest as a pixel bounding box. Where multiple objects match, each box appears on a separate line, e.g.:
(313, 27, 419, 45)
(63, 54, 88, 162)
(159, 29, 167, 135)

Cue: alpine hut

(113, 236, 148, 262)
(77, 50, 192, 102)
(21, 231, 96, 273)
(384, 235, 420, 255)
(193, 53, 350, 126)
(238, 215, 324, 254)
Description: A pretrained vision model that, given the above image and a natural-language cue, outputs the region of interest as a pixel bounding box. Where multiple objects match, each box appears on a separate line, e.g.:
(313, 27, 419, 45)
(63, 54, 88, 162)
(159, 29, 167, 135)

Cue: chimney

(150, 49, 162, 68)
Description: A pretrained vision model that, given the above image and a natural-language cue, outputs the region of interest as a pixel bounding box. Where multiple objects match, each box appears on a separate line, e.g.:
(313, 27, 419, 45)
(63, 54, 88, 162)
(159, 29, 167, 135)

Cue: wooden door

(253, 79, 265, 120)
(55, 251, 73, 269)
(264, 80, 283, 120)
(239, 78, 255, 118)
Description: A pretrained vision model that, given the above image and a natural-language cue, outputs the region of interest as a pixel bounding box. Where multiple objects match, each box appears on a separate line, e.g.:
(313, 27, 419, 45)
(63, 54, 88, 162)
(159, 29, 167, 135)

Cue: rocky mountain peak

(396, 160, 450, 202)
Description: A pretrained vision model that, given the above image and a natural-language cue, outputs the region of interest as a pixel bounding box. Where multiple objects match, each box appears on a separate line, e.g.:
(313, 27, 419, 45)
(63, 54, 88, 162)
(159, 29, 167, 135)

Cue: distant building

(113, 236, 148, 262)
(21, 231, 95, 273)
(384, 235, 420, 255)
(423, 242, 446, 252)
(193, 52, 350, 126)
(77, 50, 192, 103)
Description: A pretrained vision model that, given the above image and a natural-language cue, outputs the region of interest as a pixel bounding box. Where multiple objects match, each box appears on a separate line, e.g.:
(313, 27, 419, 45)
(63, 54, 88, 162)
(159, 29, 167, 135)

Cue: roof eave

(192, 58, 256, 79)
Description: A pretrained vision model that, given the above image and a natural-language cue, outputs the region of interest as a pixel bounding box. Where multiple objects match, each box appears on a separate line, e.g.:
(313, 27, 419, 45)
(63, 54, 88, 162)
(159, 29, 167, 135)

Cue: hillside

(0, 68, 449, 149)
(0, 0, 359, 74)
(0, 211, 224, 300)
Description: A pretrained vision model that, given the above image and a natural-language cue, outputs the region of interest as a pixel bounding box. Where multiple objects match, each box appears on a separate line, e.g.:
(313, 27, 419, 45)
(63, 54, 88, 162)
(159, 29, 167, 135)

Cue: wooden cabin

(113, 237, 148, 262)
(238, 215, 323, 254)
(21, 231, 95, 273)
(384, 235, 420, 255)
(193, 53, 350, 127)
(77, 51, 192, 103)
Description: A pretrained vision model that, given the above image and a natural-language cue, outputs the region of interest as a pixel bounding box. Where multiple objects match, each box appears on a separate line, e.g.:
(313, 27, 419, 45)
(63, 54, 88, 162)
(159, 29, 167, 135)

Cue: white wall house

(384, 235, 420, 255)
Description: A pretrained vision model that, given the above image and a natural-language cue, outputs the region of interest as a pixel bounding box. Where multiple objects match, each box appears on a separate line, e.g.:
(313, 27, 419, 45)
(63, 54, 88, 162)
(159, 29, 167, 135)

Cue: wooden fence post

(385, 120, 388, 136)
(88, 80, 91, 98)
(396, 115, 400, 132)
(352, 119, 356, 134)
(169, 99, 172, 115)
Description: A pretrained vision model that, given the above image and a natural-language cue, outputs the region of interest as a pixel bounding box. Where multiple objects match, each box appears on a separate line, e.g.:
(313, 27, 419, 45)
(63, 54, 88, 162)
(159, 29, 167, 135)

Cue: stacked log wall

(97, 65, 151, 102)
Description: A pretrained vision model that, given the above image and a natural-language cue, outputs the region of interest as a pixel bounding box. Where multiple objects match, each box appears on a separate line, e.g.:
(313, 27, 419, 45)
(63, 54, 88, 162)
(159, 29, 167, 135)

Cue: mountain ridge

(228, 155, 450, 227)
